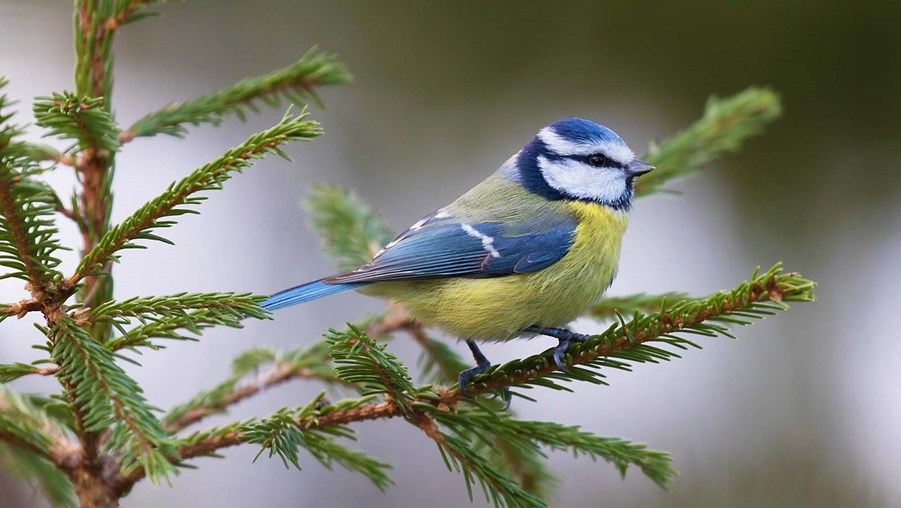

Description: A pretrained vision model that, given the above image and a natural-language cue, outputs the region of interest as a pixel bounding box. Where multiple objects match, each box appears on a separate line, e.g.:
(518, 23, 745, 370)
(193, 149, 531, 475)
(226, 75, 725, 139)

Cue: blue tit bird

(262, 118, 653, 406)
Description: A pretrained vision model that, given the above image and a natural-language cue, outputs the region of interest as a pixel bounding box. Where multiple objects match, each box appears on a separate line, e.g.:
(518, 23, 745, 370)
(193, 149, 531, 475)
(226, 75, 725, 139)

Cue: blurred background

(1, 1, 900, 506)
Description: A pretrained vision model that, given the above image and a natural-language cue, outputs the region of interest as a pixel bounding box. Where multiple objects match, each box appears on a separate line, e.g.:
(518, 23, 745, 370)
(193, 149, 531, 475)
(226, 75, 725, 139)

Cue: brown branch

(112, 272, 799, 493)
(0, 391, 81, 473)
(9, 365, 59, 377)
(163, 363, 346, 433)
(0, 177, 49, 297)
(73, 2, 119, 306)
(52, 154, 75, 167)
(399, 312, 545, 491)
(1, 299, 43, 319)
(116, 78, 317, 145)
(66, 135, 293, 289)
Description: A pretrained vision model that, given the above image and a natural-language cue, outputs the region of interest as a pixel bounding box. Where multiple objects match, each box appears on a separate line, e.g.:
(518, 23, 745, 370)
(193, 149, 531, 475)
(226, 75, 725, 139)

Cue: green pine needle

(74, 108, 322, 280)
(33, 92, 121, 153)
(590, 292, 690, 320)
(124, 48, 350, 140)
(106, 306, 250, 352)
(0, 363, 51, 384)
(637, 87, 782, 196)
(463, 264, 815, 395)
(307, 184, 396, 271)
(0, 387, 70, 463)
(431, 407, 677, 489)
(242, 395, 394, 490)
(50, 318, 178, 480)
(0, 79, 65, 290)
(327, 325, 416, 413)
(163, 343, 340, 432)
(424, 420, 545, 508)
(89, 292, 270, 340)
(0, 444, 76, 508)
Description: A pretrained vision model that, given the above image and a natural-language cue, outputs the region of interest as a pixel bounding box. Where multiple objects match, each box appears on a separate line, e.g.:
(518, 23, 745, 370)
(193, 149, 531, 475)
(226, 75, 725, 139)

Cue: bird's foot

(459, 340, 511, 410)
(525, 326, 591, 373)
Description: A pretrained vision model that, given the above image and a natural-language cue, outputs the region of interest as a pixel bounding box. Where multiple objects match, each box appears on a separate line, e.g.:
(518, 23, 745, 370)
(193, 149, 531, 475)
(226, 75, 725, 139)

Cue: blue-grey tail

(261, 280, 366, 311)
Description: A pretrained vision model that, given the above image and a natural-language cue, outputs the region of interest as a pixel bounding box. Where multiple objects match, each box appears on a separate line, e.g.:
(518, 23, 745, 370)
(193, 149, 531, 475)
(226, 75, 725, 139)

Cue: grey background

(1, 1, 899, 506)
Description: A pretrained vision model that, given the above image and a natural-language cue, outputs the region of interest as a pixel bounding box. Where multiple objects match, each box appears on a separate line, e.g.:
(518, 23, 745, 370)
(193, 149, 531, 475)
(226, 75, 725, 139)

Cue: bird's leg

(525, 326, 591, 374)
(458, 340, 511, 410)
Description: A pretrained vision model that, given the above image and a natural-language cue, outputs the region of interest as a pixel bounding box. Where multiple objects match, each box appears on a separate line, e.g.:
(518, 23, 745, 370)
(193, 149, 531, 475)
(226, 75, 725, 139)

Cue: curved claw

(526, 326, 590, 373)
(458, 367, 485, 399)
(499, 387, 512, 411)
(553, 339, 574, 374)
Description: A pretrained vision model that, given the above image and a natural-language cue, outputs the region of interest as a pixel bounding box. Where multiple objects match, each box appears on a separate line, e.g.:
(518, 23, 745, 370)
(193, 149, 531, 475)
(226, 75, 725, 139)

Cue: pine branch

(128, 266, 812, 494)
(460, 265, 814, 396)
(70, 109, 322, 285)
(430, 407, 676, 488)
(33, 93, 121, 154)
(0, 444, 77, 508)
(0, 363, 59, 383)
(0, 78, 64, 297)
(110, 0, 166, 28)
(636, 87, 781, 196)
(403, 322, 556, 496)
(410, 411, 543, 508)
(74, 0, 127, 103)
(105, 307, 248, 352)
(18, 143, 74, 167)
(0, 152, 65, 294)
(243, 394, 393, 490)
(50, 318, 177, 480)
(87, 292, 269, 332)
(327, 325, 416, 414)
(122, 49, 350, 142)
(307, 184, 394, 270)
(0, 300, 42, 322)
(119, 265, 814, 499)
(589, 292, 689, 320)
(0, 387, 77, 471)
(163, 344, 343, 433)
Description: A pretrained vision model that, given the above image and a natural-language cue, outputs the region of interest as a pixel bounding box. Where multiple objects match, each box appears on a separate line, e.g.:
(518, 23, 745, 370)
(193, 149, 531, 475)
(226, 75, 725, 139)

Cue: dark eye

(587, 153, 611, 167)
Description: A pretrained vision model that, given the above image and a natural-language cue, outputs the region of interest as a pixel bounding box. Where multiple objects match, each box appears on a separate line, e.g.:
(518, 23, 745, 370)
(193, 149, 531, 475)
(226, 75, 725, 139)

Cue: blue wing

(323, 212, 576, 284)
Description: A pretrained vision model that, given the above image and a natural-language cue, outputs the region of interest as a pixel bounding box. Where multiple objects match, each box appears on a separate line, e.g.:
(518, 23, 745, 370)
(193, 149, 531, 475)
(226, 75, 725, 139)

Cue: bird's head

(515, 118, 653, 211)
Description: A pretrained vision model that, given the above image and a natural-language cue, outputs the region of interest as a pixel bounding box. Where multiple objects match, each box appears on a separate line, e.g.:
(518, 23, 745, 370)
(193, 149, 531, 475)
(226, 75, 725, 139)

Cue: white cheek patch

(537, 128, 635, 165)
(538, 156, 626, 203)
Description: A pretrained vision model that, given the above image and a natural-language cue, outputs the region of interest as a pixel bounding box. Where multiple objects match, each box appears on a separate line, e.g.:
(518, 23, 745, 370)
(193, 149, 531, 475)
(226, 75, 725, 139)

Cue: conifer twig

(118, 265, 813, 489)
(163, 346, 347, 433)
(637, 87, 781, 195)
(69, 109, 322, 286)
(0, 177, 46, 291)
(0, 363, 59, 383)
(51, 317, 177, 480)
(0, 143, 64, 299)
(120, 49, 350, 142)
(0, 388, 79, 472)
(590, 293, 689, 320)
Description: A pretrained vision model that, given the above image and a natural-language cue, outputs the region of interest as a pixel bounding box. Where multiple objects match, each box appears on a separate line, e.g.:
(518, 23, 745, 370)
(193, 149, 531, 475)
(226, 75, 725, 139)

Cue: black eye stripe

(582, 153, 625, 169)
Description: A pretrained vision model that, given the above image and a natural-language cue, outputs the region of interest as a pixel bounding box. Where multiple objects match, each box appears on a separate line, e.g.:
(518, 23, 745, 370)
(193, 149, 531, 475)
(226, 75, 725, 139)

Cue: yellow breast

(368, 201, 629, 341)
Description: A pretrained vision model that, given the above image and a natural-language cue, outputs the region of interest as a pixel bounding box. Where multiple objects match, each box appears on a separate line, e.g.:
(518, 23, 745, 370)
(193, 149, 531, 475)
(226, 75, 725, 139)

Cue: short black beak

(625, 159, 655, 177)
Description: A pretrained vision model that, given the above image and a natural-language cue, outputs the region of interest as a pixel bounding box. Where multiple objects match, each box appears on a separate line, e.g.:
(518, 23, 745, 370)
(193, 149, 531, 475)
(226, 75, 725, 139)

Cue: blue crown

(547, 117, 624, 145)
